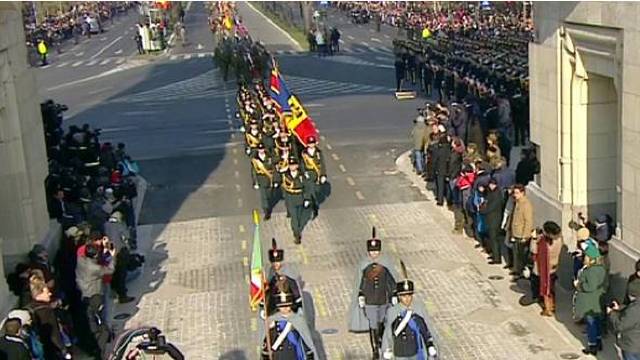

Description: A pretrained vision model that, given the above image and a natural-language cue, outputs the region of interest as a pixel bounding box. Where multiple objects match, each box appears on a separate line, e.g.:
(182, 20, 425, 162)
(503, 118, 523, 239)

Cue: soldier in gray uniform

(260, 288, 317, 360)
(381, 263, 438, 360)
(348, 228, 399, 359)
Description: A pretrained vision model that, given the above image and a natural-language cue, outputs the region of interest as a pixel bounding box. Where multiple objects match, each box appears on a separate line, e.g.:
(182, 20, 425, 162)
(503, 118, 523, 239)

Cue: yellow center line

(245, 274, 250, 284)
(331, 153, 340, 161)
(241, 240, 247, 250)
(239, 225, 246, 233)
(251, 318, 258, 332)
(338, 164, 346, 172)
(242, 256, 249, 266)
(346, 177, 356, 186)
(355, 191, 365, 200)
(298, 245, 309, 265)
(314, 289, 328, 317)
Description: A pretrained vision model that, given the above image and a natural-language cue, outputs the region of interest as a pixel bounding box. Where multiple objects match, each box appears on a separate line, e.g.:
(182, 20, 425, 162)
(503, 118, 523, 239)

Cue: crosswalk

(273, 45, 394, 57)
(109, 69, 393, 105)
(45, 52, 214, 70)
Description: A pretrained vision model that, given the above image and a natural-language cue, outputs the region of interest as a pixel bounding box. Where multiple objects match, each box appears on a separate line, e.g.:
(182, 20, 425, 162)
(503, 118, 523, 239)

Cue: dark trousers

(111, 249, 130, 298)
(396, 77, 404, 91)
(435, 173, 446, 204)
(529, 273, 540, 300)
(83, 295, 109, 356)
(424, 78, 432, 96)
(488, 226, 501, 262)
(512, 238, 529, 276)
(514, 121, 528, 146)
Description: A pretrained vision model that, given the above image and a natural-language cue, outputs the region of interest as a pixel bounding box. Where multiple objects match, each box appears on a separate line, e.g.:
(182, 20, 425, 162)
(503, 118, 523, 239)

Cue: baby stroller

(108, 327, 184, 360)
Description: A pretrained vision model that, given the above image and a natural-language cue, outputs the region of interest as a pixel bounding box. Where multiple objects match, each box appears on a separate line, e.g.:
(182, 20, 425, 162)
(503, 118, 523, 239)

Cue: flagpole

(262, 271, 274, 360)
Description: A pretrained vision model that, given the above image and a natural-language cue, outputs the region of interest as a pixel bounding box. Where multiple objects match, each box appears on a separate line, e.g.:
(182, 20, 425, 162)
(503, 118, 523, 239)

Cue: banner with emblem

(268, 65, 292, 113)
(286, 94, 319, 147)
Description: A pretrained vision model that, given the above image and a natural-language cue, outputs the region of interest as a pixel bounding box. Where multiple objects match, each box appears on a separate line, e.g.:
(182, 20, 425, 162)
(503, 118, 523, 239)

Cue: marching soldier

(300, 136, 327, 219)
(276, 157, 312, 244)
(251, 143, 277, 220)
(260, 287, 317, 360)
(265, 238, 303, 316)
(381, 262, 438, 360)
(261, 115, 278, 156)
(348, 228, 399, 359)
(275, 129, 293, 161)
(245, 120, 262, 156)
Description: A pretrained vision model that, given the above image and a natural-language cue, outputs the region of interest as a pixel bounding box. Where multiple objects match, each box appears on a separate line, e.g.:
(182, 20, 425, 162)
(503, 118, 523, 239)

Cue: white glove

(235, 112, 240, 119)
(239, 125, 245, 133)
(245, 147, 251, 155)
(259, 309, 266, 320)
(273, 182, 280, 188)
(253, 184, 259, 190)
(303, 200, 310, 208)
(358, 296, 365, 308)
(320, 176, 327, 184)
(383, 349, 393, 359)
(391, 296, 398, 305)
(427, 346, 437, 357)
(509, 237, 516, 244)
(522, 267, 531, 279)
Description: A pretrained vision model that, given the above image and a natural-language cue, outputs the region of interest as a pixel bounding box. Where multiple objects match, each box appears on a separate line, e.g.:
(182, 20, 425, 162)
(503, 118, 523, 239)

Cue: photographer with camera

(608, 278, 640, 360)
(104, 212, 136, 305)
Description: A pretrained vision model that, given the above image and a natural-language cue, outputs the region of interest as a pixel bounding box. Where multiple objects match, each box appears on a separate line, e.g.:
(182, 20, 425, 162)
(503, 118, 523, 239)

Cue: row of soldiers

(259, 229, 438, 359)
(239, 83, 328, 244)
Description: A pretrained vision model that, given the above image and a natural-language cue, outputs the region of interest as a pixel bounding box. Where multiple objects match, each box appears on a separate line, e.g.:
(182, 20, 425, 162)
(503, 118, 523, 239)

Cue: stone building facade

(529, 2, 640, 293)
(0, 2, 51, 314)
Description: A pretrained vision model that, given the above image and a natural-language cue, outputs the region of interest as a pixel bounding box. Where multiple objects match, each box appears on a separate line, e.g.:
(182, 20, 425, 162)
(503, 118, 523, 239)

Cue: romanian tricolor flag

(286, 95, 319, 147)
(268, 65, 292, 113)
(249, 210, 264, 311)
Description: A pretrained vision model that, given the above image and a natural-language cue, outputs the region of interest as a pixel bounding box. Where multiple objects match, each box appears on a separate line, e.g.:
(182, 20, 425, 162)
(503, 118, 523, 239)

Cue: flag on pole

(286, 94, 319, 146)
(268, 65, 292, 113)
(249, 210, 264, 311)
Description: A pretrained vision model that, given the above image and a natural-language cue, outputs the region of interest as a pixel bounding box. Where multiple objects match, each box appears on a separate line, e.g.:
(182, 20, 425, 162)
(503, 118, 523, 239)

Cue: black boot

(582, 345, 598, 355)
(369, 329, 379, 359)
(293, 234, 301, 245)
(263, 209, 271, 221)
(377, 323, 385, 349)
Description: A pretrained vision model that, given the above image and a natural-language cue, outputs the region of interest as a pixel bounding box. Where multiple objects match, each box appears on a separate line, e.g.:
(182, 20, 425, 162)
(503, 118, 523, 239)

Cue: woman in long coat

(574, 243, 607, 356)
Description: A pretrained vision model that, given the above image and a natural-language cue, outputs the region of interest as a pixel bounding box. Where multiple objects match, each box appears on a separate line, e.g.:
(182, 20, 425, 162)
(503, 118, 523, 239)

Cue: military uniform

(381, 279, 438, 360)
(265, 239, 304, 317)
(348, 229, 399, 359)
(245, 121, 262, 156)
(276, 158, 311, 244)
(251, 144, 277, 219)
(260, 291, 317, 360)
(300, 136, 327, 219)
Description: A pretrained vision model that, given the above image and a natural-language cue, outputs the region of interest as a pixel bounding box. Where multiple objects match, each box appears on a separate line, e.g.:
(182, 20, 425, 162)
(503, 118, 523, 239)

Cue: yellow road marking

(251, 318, 258, 332)
(243, 257, 249, 266)
(241, 240, 247, 250)
(346, 177, 356, 186)
(314, 289, 328, 317)
(331, 153, 340, 161)
(338, 164, 346, 172)
(245, 274, 250, 284)
(235, 184, 242, 192)
(234, 170, 240, 178)
(355, 191, 365, 200)
(298, 245, 309, 265)
(239, 225, 246, 233)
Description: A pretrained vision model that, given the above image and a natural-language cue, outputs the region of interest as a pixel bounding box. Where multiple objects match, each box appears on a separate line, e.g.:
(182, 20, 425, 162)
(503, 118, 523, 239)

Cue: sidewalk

(396, 150, 618, 360)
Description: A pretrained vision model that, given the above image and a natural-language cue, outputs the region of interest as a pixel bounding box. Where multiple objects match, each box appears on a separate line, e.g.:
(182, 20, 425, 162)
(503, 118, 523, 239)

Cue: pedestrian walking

(348, 228, 399, 359)
(37, 39, 48, 66)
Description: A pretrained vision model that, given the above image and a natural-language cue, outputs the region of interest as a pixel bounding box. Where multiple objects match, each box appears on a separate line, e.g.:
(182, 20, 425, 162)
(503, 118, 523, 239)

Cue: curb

(244, 2, 304, 52)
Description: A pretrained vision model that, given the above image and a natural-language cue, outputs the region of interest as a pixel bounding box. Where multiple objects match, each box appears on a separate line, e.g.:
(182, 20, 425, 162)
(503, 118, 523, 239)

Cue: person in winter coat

(430, 133, 451, 206)
(509, 184, 534, 282)
(27, 280, 71, 360)
(104, 212, 135, 304)
(409, 116, 429, 175)
(0, 318, 31, 360)
(491, 157, 515, 191)
(528, 222, 563, 316)
(394, 54, 406, 91)
(609, 278, 640, 360)
(479, 178, 505, 264)
(574, 244, 607, 356)
(515, 148, 540, 185)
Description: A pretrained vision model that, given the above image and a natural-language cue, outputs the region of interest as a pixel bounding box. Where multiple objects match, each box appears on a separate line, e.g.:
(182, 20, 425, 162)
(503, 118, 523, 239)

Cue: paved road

(35, 2, 611, 360)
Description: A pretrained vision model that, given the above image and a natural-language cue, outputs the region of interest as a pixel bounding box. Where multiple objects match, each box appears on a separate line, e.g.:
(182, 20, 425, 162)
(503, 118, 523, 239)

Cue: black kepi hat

(366, 227, 381, 252)
(268, 238, 284, 263)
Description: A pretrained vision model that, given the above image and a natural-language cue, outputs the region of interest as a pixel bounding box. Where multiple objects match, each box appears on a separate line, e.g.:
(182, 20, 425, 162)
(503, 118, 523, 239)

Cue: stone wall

(0, 2, 51, 315)
(530, 2, 640, 293)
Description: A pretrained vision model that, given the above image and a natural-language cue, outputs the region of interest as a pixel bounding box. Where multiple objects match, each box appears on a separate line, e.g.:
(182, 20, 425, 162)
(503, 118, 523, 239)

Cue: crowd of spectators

(22, 2, 133, 53)
(1, 100, 143, 360)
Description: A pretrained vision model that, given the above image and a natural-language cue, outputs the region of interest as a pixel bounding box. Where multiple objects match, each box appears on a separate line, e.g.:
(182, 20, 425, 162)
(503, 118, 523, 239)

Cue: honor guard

(300, 136, 327, 219)
(348, 228, 399, 359)
(261, 287, 317, 360)
(265, 238, 303, 316)
(381, 262, 438, 360)
(275, 129, 293, 162)
(276, 157, 311, 244)
(251, 143, 277, 220)
(261, 116, 278, 156)
(245, 120, 262, 156)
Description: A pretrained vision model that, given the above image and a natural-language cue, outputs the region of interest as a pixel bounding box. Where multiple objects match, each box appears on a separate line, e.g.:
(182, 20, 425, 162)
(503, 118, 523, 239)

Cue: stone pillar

(0, 3, 50, 268)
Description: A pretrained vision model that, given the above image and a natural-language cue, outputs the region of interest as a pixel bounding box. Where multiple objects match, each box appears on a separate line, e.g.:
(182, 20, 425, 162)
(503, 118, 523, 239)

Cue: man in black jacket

(0, 318, 31, 360)
(430, 133, 451, 206)
(480, 178, 505, 264)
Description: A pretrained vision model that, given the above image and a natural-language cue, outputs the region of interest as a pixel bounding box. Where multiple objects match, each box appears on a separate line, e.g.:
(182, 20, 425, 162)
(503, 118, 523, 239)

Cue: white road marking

(92, 35, 123, 59)
(114, 49, 123, 55)
(115, 57, 126, 64)
(100, 37, 107, 41)
(346, 177, 356, 186)
(101, 126, 138, 133)
(331, 153, 340, 161)
(85, 59, 98, 66)
(40, 65, 51, 69)
(170, 55, 178, 60)
(371, 37, 382, 43)
(75, 52, 84, 57)
(71, 61, 84, 67)
(384, 34, 390, 39)
(245, 2, 303, 51)
(184, 54, 192, 60)
(198, 53, 205, 58)
(325, 144, 332, 150)
(56, 61, 70, 68)
(361, 41, 369, 46)
(347, 35, 355, 40)
(339, 164, 347, 172)
(99, 58, 112, 65)
(339, 39, 344, 44)
(196, 43, 204, 50)
(355, 191, 365, 200)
